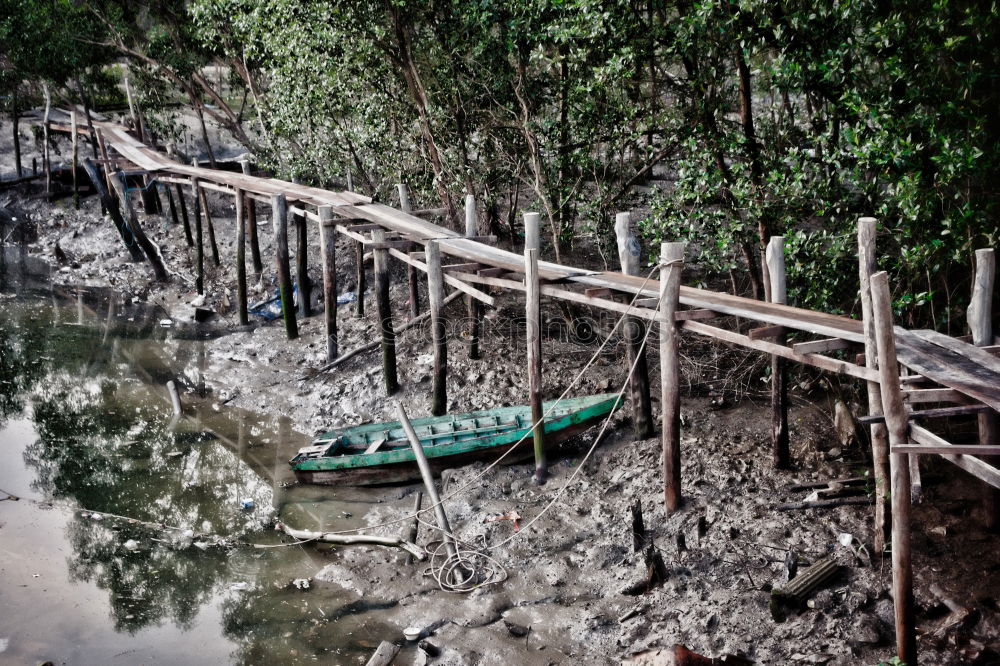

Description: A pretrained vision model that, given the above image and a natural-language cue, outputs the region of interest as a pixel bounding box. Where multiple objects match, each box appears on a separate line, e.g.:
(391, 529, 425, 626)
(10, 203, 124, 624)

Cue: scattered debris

(484, 509, 522, 531)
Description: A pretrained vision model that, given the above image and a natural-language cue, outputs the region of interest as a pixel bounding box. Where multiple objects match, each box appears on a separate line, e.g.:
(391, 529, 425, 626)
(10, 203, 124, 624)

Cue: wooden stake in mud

(42, 83, 51, 195)
(525, 246, 546, 484)
(110, 173, 169, 281)
(427, 240, 448, 416)
(397, 184, 421, 320)
(236, 189, 248, 326)
(175, 184, 194, 246)
(296, 210, 311, 317)
(239, 161, 263, 275)
(165, 183, 179, 226)
(272, 194, 298, 340)
(192, 177, 205, 294)
(373, 228, 398, 394)
(615, 211, 653, 439)
(80, 158, 144, 262)
(465, 194, 482, 359)
(319, 205, 338, 362)
(192, 158, 220, 266)
(766, 236, 790, 468)
(858, 217, 891, 552)
(870, 271, 916, 666)
(355, 238, 366, 318)
(968, 248, 999, 529)
(660, 242, 685, 513)
(396, 403, 458, 563)
(70, 111, 80, 209)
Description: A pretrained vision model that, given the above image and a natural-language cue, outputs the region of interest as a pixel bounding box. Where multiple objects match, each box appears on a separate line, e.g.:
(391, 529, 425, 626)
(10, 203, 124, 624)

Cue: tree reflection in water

(2, 291, 397, 664)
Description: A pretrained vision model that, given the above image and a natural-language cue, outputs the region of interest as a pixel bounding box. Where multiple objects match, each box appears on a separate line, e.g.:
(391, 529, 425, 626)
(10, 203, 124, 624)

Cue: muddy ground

(3, 120, 1000, 665)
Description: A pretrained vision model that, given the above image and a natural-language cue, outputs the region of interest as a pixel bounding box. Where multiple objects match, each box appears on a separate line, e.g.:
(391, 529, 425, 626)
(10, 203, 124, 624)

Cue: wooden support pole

(42, 83, 51, 195)
(355, 238, 367, 318)
(165, 183, 179, 227)
(239, 160, 263, 275)
(175, 184, 194, 246)
(396, 183, 421, 320)
(524, 212, 541, 253)
(660, 242, 685, 513)
(236, 189, 248, 326)
(192, 177, 205, 294)
(525, 247, 546, 483)
(272, 194, 298, 340)
(426, 241, 448, 416)
(110, 173, 169, 281)
(615, 211, 653, 439)
(968, 248, 999, 529)
(193, 159, 220, 266)
(767, 236, 790, 468)
(870, 271, 917, 666)
(80, 158, 144, 262)
(397, 404, 458, 565)
(465, 193, 482, 359)
(70, 111, 79, 209)
(858, 217, 891, 553)
(296, 210, 311, 317)
(373, 229, 398, 394)
(319, 205, 338, 362)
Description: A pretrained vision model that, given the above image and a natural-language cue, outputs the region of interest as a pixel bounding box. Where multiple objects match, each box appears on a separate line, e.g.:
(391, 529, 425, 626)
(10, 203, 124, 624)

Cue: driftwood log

(274, 523, 426, 561)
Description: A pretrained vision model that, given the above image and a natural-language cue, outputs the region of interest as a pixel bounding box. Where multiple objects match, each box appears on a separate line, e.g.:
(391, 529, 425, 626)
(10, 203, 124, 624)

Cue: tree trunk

(387, 5, 457, 225)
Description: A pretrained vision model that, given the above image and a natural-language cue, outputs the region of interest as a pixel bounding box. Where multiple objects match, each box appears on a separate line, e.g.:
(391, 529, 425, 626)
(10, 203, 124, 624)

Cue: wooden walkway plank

(89, 116, 1000, 417)
(894, 328, 1000, 411)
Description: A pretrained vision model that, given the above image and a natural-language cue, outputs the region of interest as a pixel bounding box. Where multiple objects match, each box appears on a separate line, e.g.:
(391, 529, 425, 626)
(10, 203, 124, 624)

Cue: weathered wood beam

(791, 338, 851, 355)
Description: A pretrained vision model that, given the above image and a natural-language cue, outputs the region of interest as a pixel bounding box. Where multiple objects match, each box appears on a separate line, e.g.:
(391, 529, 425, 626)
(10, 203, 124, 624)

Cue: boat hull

(291, 394, 621, 486)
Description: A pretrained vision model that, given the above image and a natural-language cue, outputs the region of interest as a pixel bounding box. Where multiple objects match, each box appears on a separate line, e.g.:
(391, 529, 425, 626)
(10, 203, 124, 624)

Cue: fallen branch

(776, 497, 873, 511)
(311, 289, 464, 375)
(274, 522, 426, 561)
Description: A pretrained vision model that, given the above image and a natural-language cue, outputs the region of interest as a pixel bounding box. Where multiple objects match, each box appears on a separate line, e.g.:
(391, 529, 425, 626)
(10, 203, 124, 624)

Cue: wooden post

(192, 159, 220, 266)
(296, 210, 311, 317)
(95, 130, 114, 194)
(968, 248, 999, 529)
(615, 211, 653, 439)
(355, 239, 366, 318)
(272, 194, 298, 340)
(319, 205, 338, 362)
(175, 184, 194, 246)
(525, 247, 546, 483)
(660, 242, 685, 513)
(858, 217, 891, 553)
(398, 184, 420, 320)
(427, 240, 448, 416)
(70, 111, 79, 209)
(110, 173, 169, 281)
(465, 193, 481, 359)
(766, 236, 790, 468)
(236, 189, 248, 325)
(870, 271, 916, 666)
(373, 229, 398, 394)
(165, 184, 179, 226)
(240, 161, 263, 275)
(42, 82, 51, 195)
(80, 158, 144, 261)
(524, 212, 541, 252)
(192, 177, 205, 295)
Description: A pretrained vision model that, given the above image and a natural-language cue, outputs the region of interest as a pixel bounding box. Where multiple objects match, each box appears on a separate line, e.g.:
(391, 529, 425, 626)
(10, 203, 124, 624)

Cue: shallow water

(0, 245, 397, 664)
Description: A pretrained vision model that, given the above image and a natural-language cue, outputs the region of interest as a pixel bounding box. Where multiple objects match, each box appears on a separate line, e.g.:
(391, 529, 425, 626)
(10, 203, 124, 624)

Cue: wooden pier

(48, 111, 1000, 666)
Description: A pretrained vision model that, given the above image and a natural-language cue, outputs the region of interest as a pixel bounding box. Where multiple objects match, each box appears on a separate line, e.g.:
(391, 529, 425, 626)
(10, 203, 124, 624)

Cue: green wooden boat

(289, 393, 623, 485)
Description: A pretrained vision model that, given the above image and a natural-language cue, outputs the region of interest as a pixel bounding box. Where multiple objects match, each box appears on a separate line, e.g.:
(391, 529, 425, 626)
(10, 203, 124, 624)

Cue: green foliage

(6, 0, 996, 322)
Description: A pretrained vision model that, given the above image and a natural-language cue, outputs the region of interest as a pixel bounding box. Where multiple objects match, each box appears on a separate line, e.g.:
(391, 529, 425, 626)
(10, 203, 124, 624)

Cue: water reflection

(0, 275, 392, 664)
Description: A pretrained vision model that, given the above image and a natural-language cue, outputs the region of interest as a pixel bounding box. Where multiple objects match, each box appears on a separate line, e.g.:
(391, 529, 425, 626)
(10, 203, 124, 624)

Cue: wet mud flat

(2, 162, 1000, 664)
